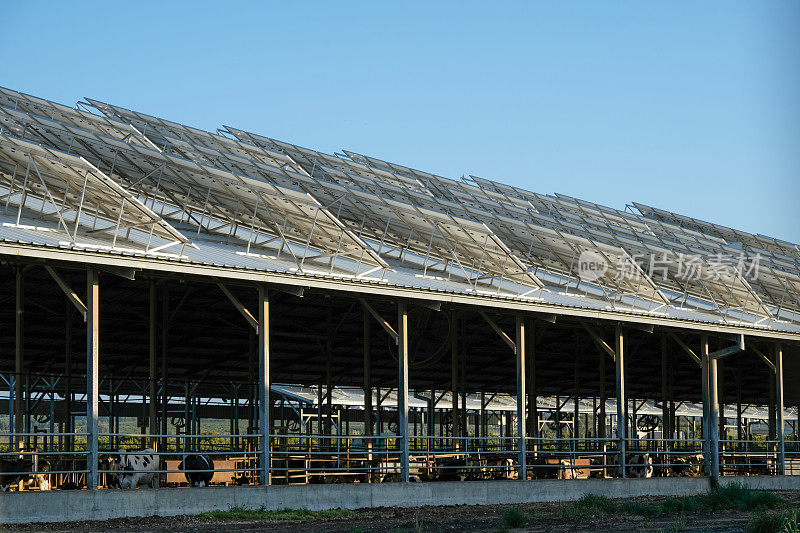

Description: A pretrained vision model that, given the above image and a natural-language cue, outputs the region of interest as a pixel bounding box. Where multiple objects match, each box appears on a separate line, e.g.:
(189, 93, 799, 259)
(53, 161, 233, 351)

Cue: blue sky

(2, 1, 798, 242)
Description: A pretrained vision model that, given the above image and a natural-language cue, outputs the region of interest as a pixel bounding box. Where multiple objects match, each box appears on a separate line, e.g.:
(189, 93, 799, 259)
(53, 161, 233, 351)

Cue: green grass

(748, 508, 800, 533)
(559, 484, 785, 519)
(502, 508, 526, 528)
(199, 507, 354, 521)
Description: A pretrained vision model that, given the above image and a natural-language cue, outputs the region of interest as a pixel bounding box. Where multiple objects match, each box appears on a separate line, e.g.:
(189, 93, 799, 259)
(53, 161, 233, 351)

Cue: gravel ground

(7, 491, 800, 532)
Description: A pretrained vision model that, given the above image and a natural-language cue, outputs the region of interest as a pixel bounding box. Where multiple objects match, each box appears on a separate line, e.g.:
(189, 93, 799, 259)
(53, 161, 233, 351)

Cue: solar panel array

(0, 86, 797, 327)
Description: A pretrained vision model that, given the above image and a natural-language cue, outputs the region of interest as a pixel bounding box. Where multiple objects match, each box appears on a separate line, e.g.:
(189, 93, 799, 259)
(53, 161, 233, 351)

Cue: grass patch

(559, 484, 785, 519)
(748, 508, 800, 533)
(502, 508, 526, 528)
(199, 507, 354, 521)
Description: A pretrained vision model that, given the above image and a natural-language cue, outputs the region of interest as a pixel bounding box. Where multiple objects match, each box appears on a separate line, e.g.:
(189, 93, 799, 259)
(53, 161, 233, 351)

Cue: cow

(0, 457, 51, 491)
(611, 453, 654, 478)
(99, 454, 121, 488)
(669, 454, 705, 477)
(34, 460, 51, 491)
(178, 454, 214, 487)
(115, 448, 159, 489)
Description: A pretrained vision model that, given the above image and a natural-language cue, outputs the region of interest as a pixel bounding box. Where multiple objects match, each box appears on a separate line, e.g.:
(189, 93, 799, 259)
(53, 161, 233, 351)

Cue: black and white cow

(670, 454, 705, 477)
(178, 454, 214, 487)
(114, 448, 159, 489)
(0, 457, 51, 491)
(612, 453, 654, 478)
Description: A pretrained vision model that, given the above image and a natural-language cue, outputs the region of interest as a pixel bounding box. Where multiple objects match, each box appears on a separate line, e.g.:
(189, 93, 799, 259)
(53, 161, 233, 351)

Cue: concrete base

(1, 476, 798, 524)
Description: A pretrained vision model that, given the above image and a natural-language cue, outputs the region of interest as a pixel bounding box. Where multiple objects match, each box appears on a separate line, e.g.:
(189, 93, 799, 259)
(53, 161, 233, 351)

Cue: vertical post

(451, 311, 460, 447)
(149, 282, 158, 450)
(14, 267, 24, 452)
(161, 285, 168, 453)
(615, 326, 625, 478)
(86, 268, 99, 490)
(704, 334, 720, 484)
(258, 286, 270, 485)
(701, 334, 710, 471)
(516, 315, 527, 480)
(661, 335, 670, 452)
(573, 351, 579, 448)
(397, 300, 410, 482)
(326, 304, 333, 436)
(527, 320, 538, 451)
(65, 303, 73, 455)
(363, 307, 372, 436)
(775, 343, 785, 475)
(718, 356, 726, 454)
(363, 306, 373, 481)
(599, 347, 606, 442)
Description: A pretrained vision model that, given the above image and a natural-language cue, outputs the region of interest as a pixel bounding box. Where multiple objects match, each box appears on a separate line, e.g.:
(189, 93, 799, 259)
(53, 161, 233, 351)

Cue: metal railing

(1, 430, 796, 490)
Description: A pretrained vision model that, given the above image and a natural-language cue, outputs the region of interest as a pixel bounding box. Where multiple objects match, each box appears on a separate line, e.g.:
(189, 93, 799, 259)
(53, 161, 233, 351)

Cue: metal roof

(0, 86, 798, 339)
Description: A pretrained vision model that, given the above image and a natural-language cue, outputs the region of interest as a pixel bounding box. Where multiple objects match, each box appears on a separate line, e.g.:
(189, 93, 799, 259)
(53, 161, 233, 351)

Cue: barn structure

(0, 86, 798, 519)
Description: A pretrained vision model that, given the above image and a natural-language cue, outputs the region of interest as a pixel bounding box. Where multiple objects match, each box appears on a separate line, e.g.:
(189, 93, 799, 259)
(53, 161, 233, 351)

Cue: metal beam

(615, 326, 625, 478)
(776, 343, 785, 475)
(86, 268, 100, 490)
(583, 324, 615, 360)
(397, 300, 410, 482)
(258, 286, 270, 485)
(14, 268, 23, 451)
(669, 332, 702, 366)
(148, 282, 157, 451)
(516, 315, 527, 479)
(750, 344, 776, 373)
(710, 335, 745, 360)
(363, 307, 372, 439)
(217, 282, 258, 331)
(478, 310, 516, 352)
(45, 266, 88, 321)
(361, 299, 399, 344)
(5, 241, 800, 343)
(703, 334, 720, 485)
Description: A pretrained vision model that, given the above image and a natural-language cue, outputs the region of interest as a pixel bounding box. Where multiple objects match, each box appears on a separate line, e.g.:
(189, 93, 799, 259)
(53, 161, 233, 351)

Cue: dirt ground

(7, 491, 800, 533)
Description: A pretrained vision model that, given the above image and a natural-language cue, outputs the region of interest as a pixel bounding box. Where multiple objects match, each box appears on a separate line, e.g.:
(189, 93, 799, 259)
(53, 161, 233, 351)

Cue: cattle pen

(0, 86, 798, 523)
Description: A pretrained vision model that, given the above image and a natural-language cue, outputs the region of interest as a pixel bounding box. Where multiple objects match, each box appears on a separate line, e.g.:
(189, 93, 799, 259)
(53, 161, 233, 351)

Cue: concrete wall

(2, 476, 798, 525)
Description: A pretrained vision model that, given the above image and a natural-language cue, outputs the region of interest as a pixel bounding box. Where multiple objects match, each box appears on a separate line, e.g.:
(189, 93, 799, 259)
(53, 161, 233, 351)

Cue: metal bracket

(749, 344, 775, 373)
(98, 265, 138, 280)
(217, 282, 258, 331)
(582, 324, 615, 360)
(360, 299, 399, 344)
(478, 310, 516, 352)
(710, 335, 745, 360)
(44, 266, 87, 322)
(669, 332, 702, 366)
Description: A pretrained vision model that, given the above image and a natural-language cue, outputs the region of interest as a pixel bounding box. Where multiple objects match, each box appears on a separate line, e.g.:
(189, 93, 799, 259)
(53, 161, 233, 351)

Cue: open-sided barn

(0, 87, 797, 516)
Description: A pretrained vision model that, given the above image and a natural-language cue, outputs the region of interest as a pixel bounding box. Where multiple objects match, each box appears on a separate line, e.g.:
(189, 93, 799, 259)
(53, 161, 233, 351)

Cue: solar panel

(0, 135, 190, 251)
(2, 86, 795, 325)
(0, 105, 388, 274)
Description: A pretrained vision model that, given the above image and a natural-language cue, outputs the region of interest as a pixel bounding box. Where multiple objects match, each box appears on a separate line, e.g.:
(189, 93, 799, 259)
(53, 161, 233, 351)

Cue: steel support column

(451, 311, 460, 445)
(149, 282, 157, 450)
(363, 307, 372, 437)
(776, 343, 785, 475)
(86, 268, 100, 490)
(161, 285, 168, 453)
(615, 326, 625, 478)
(397, 300, 410, 482)
(258, 286, 270, 485)
(14, 267, 23, 451)
(701, 334, 710, 473)
(516, 315, 527, 479)
(661, 335, 670, 451)
(527, 319, 538, 450)
(704, 334, 720, 485)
